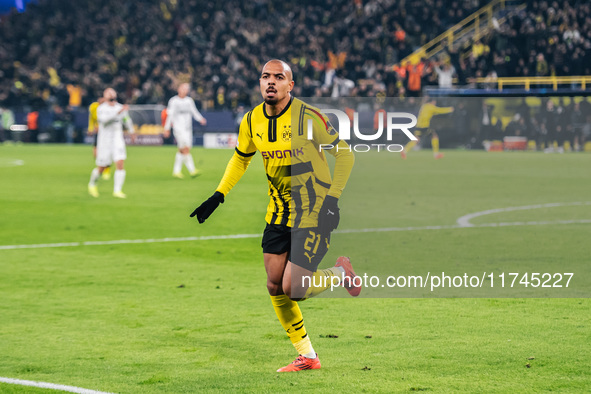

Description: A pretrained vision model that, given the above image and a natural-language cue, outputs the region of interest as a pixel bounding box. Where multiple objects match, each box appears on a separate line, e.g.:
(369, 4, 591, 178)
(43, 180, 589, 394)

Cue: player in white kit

(87, 88, 135, 199)
(163, 83, 207, 178)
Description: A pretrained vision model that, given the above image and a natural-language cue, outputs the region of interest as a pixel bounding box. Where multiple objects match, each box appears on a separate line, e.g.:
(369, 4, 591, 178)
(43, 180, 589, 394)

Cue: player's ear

(288, 80, 294, 92)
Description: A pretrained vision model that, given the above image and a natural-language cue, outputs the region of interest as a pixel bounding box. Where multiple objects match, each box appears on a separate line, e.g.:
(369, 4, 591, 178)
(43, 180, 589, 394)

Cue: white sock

(303, 349, 317, 359)
(334, 266, 345, 275)
(183, 153, 196, 173)
(114, 169, 126, 193)
(327, 266, 346, 286)
(173, 152, 183, 174)
(89, 168, 100, 186)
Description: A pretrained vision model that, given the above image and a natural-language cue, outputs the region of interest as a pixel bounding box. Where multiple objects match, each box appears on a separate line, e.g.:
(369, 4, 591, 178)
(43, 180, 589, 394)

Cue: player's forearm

(98, 111, 125, 125)
(164, 112, 172, 130)
(192, 108, 205, 122)
(124, 116, 134, 133)
(190, 100, 205, 122)
(327, 140, 355, 199)
(215, 151, 253, 196)
(434, 107, 454, 115)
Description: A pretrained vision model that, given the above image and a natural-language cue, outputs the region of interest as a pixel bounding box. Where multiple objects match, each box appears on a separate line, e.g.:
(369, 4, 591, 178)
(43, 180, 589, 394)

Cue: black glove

(318, 195, 340, 234)
(190, 191, 224, 223)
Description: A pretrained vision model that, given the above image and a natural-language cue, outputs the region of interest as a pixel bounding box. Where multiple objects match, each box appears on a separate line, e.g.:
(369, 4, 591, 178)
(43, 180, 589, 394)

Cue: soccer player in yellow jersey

(191, 60, 359, 372)
(88, 98, 111, 179)
(401, 97, 454, 159)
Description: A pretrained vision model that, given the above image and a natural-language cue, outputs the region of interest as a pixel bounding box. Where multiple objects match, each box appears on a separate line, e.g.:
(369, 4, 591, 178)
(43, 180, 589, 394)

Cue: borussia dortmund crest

(282, 125, 292, 142)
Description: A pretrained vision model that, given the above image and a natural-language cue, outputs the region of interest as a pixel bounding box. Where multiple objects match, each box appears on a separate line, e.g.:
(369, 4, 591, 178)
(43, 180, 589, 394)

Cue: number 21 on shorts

(304, 230, 321, 254)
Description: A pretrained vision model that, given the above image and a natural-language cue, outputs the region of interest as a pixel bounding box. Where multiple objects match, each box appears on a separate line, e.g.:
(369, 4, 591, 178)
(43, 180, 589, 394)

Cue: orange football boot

(277, 354, 321, 372)
(335, 256, 362, 297)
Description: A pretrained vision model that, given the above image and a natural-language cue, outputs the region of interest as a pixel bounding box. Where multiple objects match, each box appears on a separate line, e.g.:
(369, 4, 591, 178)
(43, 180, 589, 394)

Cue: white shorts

(96, 134, 126, 167)
(174, 129, 193, 149)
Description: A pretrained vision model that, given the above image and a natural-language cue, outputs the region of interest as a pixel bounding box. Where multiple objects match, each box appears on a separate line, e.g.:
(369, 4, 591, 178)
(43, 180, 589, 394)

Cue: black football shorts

(261, 223, 330, 272)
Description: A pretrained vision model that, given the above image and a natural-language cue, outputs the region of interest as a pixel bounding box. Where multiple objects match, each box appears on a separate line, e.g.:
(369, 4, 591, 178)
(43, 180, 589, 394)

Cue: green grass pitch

(0, 144, 590, 393)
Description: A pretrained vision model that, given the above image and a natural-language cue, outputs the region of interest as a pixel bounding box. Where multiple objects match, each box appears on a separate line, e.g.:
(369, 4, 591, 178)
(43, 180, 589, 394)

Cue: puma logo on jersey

(256, 132, 263, 140)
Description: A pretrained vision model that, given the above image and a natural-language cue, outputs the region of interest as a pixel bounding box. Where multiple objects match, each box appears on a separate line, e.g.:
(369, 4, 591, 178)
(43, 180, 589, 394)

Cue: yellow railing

(470, 76, 591, 91)
(399, 0, 524, 65)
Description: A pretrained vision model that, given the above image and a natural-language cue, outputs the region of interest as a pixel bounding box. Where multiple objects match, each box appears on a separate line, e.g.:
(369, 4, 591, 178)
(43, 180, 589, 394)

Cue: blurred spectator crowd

(449, 0, 591, 85)
(0, 0, 590, 112)
(1, 0, 487, 110)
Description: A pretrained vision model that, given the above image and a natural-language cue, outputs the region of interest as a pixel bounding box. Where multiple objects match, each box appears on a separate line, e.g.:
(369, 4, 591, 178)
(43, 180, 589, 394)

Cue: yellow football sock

(303, 267, 342, 299)
(432, 136, 439, 154)
(104, 166, 111, 176)
(404, 140, 417, 153)
(270, 295, 314, 355)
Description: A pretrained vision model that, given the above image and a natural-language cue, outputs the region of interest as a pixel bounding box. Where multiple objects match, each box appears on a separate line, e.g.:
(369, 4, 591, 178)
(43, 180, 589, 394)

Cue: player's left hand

(131, 133, 137, 144)
(200, 119, 207, 126)
(318, 195, 340, 234)
(190, 191, 225, 223)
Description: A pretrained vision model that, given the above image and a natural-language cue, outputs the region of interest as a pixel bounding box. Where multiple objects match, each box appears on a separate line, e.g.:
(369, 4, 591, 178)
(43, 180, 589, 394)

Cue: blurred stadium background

(1, 0, 590, 152)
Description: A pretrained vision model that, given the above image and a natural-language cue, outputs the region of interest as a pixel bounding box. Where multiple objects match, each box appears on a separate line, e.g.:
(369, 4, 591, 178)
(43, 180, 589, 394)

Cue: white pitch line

(0, 242, 82, 250)
(0, 377, 115, 394)
(456, 201, 591, 227)
(1, 219, 590, 251)
(476, 219, 591, 227)
(0, 234, 262, 250)
(0, 158, 25, 167)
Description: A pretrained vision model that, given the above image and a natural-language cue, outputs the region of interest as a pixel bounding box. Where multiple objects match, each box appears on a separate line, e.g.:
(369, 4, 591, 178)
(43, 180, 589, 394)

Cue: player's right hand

(190, 191, 225, 223)
(318, 195, 340, 234)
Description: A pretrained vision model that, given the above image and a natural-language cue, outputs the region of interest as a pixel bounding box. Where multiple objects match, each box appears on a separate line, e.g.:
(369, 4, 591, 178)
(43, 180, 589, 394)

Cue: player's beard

(264, 96, 279, 105)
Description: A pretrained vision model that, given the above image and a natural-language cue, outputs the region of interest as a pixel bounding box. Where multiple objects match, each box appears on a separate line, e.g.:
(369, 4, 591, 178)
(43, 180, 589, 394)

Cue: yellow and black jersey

(88, 102, 100, 133)
(215, 96, 354, 228)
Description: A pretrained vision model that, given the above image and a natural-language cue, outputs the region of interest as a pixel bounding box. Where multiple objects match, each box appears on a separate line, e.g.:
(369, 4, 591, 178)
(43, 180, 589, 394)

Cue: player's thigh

(286, 227, 330, 299)
(262, 224, 291, 291)
(283, 261, 315, 300)
(290, 228, 330, 273)
(264, 252, 289, 290)
(95, 143, 113, 167)
(414, 128, 425, 139)
(174, 130, 192, 149)
(113, 137, 127, 162)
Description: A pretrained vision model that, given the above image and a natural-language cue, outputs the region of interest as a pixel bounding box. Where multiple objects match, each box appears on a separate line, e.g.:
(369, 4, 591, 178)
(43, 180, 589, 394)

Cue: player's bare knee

(266, 280, 282, 296)
(287, 292, 306, 301)
(282, 284, 305, 301)
(283, 281, 308, 301)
